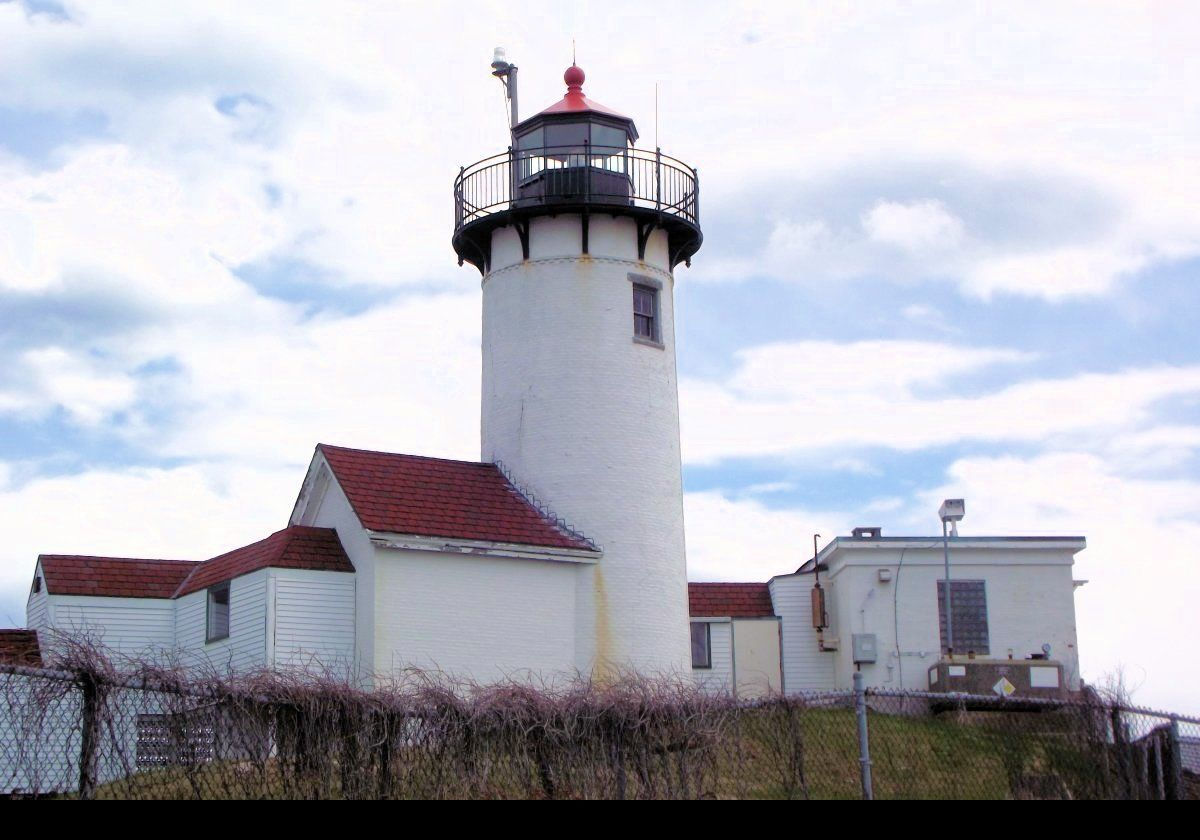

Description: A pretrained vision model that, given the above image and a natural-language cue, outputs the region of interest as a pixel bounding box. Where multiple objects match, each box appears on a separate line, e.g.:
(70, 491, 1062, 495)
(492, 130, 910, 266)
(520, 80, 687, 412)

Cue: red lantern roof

(527, 64, 633, 122)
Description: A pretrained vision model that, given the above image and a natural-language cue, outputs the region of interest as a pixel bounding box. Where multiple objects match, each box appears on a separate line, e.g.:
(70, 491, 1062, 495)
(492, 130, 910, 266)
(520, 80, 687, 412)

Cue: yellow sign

(992, 677, 1017, 697)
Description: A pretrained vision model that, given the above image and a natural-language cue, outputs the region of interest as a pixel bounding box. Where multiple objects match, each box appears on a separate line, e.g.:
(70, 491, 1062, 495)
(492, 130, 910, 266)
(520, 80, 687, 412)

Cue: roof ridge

(173, 524, 351, 598)
(39, 554, 199, 565)
(686, 580, 768, 588)
(172, 525, 293, 598)
(317, 443, 493, 469)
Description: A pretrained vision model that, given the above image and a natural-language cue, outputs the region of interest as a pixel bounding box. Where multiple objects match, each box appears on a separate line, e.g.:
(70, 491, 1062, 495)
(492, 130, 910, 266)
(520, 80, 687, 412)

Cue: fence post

(1166, 716, 1184, 800)
(853, 671, 874, 800)
(78, 673, 102, 799)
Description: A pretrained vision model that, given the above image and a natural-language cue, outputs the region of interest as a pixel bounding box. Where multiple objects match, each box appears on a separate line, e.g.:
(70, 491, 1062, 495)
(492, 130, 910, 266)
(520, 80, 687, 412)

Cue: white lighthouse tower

(453, 63, 703, 676)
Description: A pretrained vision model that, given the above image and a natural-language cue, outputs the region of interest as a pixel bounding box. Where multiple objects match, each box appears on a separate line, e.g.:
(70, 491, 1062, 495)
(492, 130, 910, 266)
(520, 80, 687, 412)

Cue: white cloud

(17, 346, 138, 425)
(965, 246, 1147, 300)
(767, 219, 833, 256)
(862, 199, 964, 251)
(681, 341, 1200, 464)
(139, 292, 482, 466)
(684, 490, 848, 583)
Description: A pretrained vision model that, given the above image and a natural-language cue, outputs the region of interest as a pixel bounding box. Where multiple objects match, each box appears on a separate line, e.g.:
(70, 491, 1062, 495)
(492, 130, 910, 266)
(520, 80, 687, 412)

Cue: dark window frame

(690, 622, 712, 669)
(937, 579, 990, 655)
(206, 582, 231, 644)
(630, 274, 664, 347)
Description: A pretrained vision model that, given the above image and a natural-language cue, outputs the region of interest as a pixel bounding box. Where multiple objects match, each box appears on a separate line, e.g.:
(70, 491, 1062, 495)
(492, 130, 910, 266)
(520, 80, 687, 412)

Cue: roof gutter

(368, 532, 601, 564)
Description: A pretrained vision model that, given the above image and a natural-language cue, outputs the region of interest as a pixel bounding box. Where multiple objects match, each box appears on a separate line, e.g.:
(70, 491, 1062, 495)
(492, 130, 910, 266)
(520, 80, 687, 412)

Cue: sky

(0, 1, 1197, 711)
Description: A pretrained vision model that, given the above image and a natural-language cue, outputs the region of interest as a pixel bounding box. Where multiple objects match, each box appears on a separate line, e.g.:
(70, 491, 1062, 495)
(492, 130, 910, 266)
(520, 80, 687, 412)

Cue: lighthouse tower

(453, 64, 703, 676)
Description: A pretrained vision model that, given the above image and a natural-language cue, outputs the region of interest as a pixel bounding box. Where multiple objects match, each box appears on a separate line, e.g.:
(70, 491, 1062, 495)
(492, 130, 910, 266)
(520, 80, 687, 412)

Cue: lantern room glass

(515, 119, 630, 174)
(512, 116, 634, 206)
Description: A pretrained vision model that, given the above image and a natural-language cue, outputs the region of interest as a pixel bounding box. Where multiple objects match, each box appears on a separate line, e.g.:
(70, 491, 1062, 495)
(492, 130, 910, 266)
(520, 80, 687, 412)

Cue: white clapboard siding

(49, 596, 176, 658)
(26, 585, 49, 632)
(373, 548, 577, 683)
(769, 575, 836, 693)
(271, 569, 356, 676)
(174, 570, 268, 674)
(692, 619, 733, 695)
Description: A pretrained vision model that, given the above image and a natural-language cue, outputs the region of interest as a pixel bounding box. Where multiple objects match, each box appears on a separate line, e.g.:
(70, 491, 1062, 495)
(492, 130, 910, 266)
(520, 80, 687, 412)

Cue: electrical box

(811, 584, 827, 630)
(927, 660, 1067, 705)
(852, 633, 878, 664)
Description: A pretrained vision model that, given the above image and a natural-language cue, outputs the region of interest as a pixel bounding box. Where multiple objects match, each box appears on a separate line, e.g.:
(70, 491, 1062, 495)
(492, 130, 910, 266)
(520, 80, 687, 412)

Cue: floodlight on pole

(490, 47, 519, 131)
(939, 498, 965, 658)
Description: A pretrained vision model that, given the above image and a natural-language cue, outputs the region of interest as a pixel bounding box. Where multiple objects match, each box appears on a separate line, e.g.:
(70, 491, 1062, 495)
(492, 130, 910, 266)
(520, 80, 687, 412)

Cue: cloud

(862, 199, 964, 251)
(3, 346, 137, 425)
(965, 245, 1147, 300)
(684, 490, 848, 583)
(691, 157, 1186, 301)
(681, 340, 1200, 464)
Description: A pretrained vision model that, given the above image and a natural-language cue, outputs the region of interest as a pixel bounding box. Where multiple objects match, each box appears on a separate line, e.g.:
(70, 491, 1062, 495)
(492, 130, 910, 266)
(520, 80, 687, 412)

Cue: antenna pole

(655, 82, 659, 149)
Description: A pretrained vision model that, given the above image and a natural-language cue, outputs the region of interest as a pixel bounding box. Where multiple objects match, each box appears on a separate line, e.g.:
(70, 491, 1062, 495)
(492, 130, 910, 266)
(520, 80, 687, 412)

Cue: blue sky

(0, 1, 1197, 710)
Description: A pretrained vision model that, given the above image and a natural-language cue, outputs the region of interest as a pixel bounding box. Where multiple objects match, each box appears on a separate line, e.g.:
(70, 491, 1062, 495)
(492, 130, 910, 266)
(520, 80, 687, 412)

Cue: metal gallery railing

(454, 144, 699, 231)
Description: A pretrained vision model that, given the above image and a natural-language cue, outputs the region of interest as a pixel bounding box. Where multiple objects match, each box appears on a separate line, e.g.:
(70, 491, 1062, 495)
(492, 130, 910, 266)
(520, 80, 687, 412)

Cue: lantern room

(511, 65, 638, 208)
(452, 63, 702, 274)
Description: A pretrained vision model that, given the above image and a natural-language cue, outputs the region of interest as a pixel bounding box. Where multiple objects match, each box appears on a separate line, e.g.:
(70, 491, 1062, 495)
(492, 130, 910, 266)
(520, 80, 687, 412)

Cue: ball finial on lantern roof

(564, 64, 585, 91)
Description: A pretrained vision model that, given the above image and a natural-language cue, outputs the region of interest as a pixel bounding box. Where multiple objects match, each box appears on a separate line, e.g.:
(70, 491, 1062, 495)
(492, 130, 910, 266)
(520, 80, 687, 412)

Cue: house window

(632, 284, 659, 342)
(690, 622, 712, 669)
(937, 579, 989, 655)
(206, 582, 230, 643)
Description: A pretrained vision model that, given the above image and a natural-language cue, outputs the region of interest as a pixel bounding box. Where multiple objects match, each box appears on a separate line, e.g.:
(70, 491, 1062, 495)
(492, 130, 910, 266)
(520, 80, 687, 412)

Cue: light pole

(490, 47, 519, 132)
(938, 499, 965, 658)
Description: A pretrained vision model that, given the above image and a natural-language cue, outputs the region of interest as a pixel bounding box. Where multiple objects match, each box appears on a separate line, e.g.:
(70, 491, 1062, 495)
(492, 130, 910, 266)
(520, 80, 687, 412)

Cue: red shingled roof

(175, 525, 353, 597)
(0, 629, 42, 666)
(39, 555, 199, 599)
(318, 444, 596, 551)
(689, 583, 775, 618)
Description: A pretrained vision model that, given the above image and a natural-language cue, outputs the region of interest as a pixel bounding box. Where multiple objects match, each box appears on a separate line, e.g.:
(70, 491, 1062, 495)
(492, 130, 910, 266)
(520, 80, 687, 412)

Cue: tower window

(632, 284, 659, 342)
(206, 582, 231, 643)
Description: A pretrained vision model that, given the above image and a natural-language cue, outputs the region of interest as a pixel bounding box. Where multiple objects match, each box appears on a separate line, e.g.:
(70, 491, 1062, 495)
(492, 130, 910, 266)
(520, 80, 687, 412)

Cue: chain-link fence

(1, 655, 1196, 799)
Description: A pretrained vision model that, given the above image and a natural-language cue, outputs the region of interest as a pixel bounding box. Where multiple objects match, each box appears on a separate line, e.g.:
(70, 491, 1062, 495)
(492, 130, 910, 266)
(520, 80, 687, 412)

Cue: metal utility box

(927, 660, 1067, 704)
(852, 633, 878, 664)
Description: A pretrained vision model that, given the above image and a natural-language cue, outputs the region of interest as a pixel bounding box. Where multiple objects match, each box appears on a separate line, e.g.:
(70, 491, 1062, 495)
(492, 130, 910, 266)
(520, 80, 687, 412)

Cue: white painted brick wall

(482, 215, 690, 676)
(819, 544, 1083, 691)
